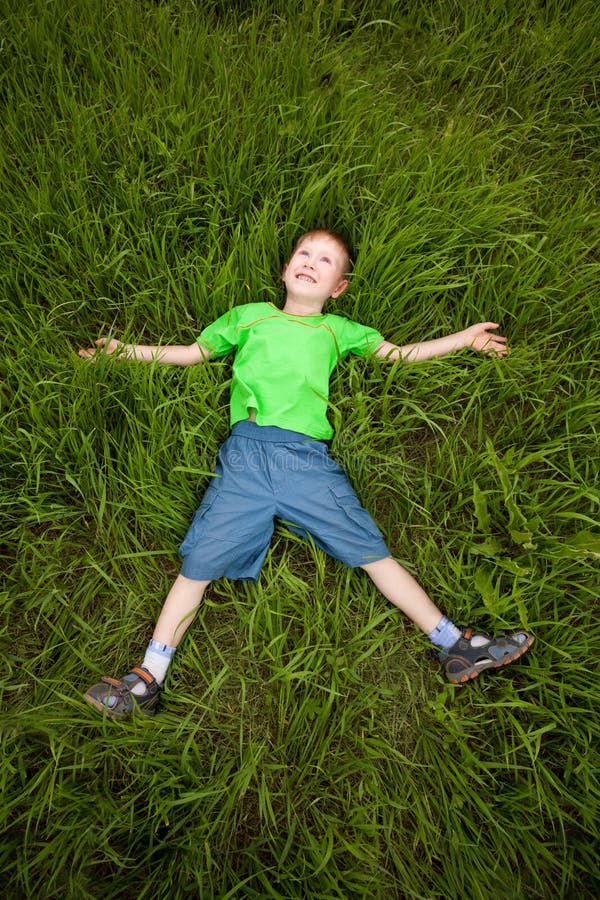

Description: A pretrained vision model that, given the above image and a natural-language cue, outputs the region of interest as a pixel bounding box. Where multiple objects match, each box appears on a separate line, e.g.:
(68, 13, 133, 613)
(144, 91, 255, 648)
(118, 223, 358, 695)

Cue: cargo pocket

(179, 479, 222, 555)
(329, 483, 384, 539)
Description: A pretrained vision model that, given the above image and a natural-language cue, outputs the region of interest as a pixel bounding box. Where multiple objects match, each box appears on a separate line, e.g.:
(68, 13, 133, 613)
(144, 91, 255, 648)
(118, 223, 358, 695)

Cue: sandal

(439, 627, 535, 684)
(83, 666, 161, 718)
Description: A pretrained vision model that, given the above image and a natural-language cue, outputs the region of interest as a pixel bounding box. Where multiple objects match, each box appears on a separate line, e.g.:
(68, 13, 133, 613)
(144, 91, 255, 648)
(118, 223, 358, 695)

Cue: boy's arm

(374, 322, 508, 363)
(78, 338, 209, 366)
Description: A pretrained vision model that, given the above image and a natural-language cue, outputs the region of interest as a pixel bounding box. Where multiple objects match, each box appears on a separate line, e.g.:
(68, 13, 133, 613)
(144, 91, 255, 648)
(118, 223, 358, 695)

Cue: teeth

(297, 274, 315, 282)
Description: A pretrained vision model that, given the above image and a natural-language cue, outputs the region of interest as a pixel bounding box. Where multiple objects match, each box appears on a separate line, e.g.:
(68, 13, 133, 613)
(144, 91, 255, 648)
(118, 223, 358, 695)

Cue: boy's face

(282, 234, 349, 304)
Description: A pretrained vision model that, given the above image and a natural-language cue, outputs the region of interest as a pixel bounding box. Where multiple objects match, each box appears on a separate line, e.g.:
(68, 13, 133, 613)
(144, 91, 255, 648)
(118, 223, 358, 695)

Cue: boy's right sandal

(439, 628, 535, 684)
(83, 666, 161, 718)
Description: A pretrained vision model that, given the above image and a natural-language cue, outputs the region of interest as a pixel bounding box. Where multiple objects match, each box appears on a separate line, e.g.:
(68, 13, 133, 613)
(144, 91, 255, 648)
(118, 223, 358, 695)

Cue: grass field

(2, 0, 599, 897)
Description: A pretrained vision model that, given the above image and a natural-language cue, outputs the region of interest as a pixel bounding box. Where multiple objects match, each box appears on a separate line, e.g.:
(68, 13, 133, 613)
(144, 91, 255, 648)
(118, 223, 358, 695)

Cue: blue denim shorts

(179, 421, 390, 581)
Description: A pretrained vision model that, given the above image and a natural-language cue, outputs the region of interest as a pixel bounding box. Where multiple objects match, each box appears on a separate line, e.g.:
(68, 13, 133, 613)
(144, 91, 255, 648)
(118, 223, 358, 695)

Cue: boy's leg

(361, 556, 534, 683)
(360, 556, 444, 634)
(152, 574, 210, 646)
(136, 574, 211, 685)
(83, 574, 210, 717)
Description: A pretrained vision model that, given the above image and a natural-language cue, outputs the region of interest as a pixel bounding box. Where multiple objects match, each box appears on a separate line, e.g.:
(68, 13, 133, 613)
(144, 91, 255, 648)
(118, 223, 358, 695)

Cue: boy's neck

(281, 295, 327, 317)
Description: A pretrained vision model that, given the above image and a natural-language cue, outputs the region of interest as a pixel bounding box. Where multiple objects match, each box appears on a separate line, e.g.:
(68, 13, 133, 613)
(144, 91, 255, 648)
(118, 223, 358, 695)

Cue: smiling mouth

(296, 273, 316, 283)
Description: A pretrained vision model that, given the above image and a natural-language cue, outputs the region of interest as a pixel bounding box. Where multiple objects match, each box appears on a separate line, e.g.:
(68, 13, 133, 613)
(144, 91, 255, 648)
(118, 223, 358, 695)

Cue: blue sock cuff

(429, 616, 461, 650)
(148, 639, 176, 658)
(429, 616, 448, 637)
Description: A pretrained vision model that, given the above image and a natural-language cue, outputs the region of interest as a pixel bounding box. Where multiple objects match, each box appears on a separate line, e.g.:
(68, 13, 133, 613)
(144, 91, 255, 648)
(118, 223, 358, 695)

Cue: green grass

(1, 0, 599, 896)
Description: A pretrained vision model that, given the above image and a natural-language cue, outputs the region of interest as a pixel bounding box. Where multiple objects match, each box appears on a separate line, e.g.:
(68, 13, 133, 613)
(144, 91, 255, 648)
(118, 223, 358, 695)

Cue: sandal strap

(129, 666, 156, 685)
(101, 676, 124, 688)
(99, 668, 156, 696)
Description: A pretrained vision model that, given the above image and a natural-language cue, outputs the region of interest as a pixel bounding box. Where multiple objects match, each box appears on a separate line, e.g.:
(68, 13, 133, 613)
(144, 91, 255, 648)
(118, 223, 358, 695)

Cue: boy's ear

(330, 278, 349, 299)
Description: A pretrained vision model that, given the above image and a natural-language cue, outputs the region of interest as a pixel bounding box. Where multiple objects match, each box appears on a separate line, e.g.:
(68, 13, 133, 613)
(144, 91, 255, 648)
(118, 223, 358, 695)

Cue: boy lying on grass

(80, 229, 534, 718)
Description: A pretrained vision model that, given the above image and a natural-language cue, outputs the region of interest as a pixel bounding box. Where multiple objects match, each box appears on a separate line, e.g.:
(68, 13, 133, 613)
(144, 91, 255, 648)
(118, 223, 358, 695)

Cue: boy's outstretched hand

(78, 337, 124, 360)
(462, 322, 509, 357)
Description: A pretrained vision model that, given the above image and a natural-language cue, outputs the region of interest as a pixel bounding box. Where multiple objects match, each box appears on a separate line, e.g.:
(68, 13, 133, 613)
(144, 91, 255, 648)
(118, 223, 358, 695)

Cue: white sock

(470, 633, 489, 647)
(130, 639, 176, 694)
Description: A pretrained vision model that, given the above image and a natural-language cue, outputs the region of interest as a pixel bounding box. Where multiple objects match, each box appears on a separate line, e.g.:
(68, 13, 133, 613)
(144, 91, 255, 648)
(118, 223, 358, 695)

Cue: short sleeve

(197, 307, 244, 358)
(335, 317, 385, 358)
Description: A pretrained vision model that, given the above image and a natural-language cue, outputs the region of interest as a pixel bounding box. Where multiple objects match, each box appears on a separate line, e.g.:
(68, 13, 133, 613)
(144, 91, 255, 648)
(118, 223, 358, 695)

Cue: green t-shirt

(197, 302, 384, 440)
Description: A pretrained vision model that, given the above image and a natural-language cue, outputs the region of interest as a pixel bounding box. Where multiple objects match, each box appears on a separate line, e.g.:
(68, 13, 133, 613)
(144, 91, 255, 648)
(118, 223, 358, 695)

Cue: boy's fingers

(78, 338, 114, 358)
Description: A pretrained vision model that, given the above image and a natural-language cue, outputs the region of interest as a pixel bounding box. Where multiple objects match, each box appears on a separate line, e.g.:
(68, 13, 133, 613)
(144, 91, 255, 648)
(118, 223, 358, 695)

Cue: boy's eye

(299, 250, 309, 256)
(321, 257, 332, 264)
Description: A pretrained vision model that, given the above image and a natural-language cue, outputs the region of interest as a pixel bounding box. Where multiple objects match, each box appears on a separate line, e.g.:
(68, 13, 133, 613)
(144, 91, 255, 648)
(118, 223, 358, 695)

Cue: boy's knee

(360, 556, 393, 572)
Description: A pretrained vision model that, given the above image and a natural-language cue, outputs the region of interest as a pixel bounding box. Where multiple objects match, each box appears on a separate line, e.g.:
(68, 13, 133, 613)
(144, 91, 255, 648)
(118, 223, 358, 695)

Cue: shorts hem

(179, 564, 262, 583)
(343, 551, 391, 568)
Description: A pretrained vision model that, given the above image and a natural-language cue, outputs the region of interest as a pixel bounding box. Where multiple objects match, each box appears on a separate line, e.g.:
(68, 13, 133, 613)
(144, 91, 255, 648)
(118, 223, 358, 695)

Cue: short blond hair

(293, 229, 353, 273)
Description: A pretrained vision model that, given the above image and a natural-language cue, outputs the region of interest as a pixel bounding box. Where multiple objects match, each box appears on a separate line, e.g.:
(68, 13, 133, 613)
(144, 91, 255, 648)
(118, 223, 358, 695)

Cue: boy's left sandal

(83, 666, 161, 718)
(440, 628, 535, 684)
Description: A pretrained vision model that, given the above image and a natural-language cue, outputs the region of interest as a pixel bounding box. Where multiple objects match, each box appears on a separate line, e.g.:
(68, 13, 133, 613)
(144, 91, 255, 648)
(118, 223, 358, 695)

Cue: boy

(80, 229, 534, 718)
